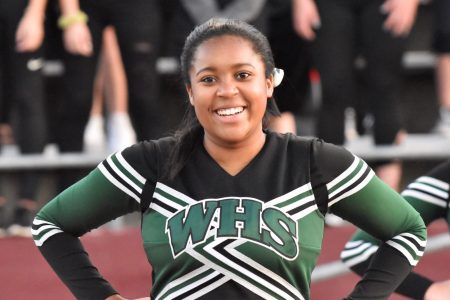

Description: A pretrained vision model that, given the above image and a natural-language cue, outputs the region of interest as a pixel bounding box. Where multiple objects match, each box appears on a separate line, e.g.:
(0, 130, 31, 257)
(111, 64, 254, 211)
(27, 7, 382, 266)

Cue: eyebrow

(195, 63, 256, 76)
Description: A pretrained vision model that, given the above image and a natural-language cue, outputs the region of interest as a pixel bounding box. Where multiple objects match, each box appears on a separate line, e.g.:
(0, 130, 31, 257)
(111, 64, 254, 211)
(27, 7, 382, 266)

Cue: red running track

(0, 221, 449, 299)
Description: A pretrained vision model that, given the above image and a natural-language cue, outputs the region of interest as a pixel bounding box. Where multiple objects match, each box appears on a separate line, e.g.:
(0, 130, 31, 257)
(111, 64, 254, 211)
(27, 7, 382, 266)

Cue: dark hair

(166, 18, 279, 179)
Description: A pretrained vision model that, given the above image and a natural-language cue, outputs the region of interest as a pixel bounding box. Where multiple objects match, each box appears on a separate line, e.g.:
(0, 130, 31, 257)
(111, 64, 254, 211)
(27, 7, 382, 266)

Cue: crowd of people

(0, 0, 449, 298)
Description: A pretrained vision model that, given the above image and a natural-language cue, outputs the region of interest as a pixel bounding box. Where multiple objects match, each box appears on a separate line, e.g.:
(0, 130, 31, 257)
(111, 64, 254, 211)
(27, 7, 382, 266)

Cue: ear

(186, 85, 194, 105)
(266, 75, 274, 99)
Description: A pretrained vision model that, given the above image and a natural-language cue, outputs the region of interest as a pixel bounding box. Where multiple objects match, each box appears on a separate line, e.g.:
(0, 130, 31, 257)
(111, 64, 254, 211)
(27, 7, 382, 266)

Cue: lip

(215, 106, 246, 116)
(213, 106, 247, 123)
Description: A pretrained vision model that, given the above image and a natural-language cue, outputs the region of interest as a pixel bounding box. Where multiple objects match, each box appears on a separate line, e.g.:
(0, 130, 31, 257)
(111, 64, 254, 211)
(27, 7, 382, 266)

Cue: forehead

(192, 35, 262, 66)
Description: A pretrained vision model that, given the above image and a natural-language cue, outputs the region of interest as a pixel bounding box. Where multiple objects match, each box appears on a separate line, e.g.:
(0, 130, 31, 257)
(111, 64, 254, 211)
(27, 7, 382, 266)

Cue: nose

(216, 78, 238, 98)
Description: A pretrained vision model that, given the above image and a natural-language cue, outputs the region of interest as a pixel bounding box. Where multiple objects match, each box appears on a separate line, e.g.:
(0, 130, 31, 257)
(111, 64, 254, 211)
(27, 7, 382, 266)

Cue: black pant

(0, 0, 47, 199)
(433, 0, 450, 53)
(55, 0, 162, 153)
(311, 0, 405, 145)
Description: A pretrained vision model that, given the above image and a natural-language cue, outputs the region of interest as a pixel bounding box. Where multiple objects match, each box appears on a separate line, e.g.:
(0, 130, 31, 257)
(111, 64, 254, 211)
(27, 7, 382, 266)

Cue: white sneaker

(83, 115, 107, 152)
(107, 112, 137, 153)
(432, 107, 450, 137)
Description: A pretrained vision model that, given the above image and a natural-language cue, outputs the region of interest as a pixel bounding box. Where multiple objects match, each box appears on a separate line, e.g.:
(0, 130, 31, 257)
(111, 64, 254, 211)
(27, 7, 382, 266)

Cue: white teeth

(216, 107, 244, 116)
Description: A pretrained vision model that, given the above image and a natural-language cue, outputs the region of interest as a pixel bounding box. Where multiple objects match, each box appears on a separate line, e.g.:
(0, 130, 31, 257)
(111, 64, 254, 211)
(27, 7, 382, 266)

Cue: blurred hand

(381, 0, 420, 37)
(292, 0, 321, 41)
(15, 9, 45, 52)
(63, 22, 93, 56)
(424, 279, 450, 300)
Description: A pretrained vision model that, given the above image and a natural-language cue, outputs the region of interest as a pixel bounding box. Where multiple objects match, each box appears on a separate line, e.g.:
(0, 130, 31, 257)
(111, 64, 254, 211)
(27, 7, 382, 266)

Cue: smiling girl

(33, 18, 426, 300)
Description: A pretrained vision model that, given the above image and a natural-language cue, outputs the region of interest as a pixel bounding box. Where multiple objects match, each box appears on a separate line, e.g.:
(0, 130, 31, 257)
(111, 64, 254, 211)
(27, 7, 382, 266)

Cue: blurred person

(166, 0, 269, 58)
(431, 0, 450, 137)
(292, 0, 420, 191)
(83, 26, 136, 153)
(267, 0, 314, 134)
(55, 0, 161, 191)
(32, 18, 426, 299)
(341, 160, 450, 300)
(0, 0, 48, 237)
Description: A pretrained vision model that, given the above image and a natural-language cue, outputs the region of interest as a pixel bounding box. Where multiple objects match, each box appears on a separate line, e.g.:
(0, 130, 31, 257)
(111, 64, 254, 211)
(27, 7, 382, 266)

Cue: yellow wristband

(57, 11, 88, 30)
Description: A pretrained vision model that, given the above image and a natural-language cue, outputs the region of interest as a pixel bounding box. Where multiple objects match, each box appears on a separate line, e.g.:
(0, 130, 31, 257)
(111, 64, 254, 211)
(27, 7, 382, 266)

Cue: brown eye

(200, 76, 216, 84)
(236, 72, 251, 80)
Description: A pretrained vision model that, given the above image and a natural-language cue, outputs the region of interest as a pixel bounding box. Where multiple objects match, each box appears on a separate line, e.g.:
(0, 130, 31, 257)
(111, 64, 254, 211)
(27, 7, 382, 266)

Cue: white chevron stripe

(417, 176, 449, 191)
(340, 242, 373, 259)
(162, 270, 223, 300)
(98, 163, 140, 202)
(386, 240, 419, 266)
(291, 204, 318, 220)
(155, 266, 211, 300)
(227, 239, 305, 300)
(200, 238, 299, 300)
(328, 161, 368, 199)
(33, 218, 53, 226)
(393, 236, 425, 258)
(407, 182, 448, 199)
(31, 224, 60, 236)
(153, 192, 185, 211)
(279, 194, 315, 213)
(116, 152, 146, 184)
(268, 183, 312, 207)
(327, 156, 360, 190)
(343, 240, 364, 248)
(187, 247, 279, 300)
(399, 233, 427, 247)
(328, 170, 375, 207)
(341, 245, 379, 268)
(401, 190, 447, 208)
(34, 228, 63, 246)
(156, 182, 196, 205)
(184, 276, 230, 300)
(107, 155, 142, 194)
(149, 203, 173, 218)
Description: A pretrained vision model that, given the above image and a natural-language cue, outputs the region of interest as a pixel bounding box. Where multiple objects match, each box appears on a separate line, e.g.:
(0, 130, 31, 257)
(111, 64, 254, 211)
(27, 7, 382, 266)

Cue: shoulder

(266, 130, 315, 151)
(109, 136, 177, 179)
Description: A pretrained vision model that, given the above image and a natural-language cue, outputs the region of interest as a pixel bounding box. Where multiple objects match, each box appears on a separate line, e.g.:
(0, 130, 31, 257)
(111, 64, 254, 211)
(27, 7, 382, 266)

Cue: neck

(204, 131, 266, 176)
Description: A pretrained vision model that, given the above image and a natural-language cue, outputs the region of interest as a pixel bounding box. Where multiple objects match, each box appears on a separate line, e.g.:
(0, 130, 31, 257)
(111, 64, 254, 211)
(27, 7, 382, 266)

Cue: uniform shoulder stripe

(98, 152, 147, 203)
(340, 240, 379, 267)
(150, 182, 196, 217)
(416, 176, 449, 191)
(401, 176, 449, 208)
(266, 183, 317, 220)
(327, 156, 375, 207)
(386, 233, 426, 266)
(32, 217, 63, 247)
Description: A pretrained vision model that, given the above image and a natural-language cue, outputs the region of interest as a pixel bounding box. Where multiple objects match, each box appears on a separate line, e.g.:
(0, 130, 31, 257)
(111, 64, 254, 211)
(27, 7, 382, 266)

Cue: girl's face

(186, 35, 274, 147)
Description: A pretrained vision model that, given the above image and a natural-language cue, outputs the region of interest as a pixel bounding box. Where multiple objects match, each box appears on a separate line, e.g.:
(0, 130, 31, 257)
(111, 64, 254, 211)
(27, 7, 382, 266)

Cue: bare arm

(15, 0, 48, 52)
(58, 0, 92, 56)
(381, 0, 420, 37)
(292, 0, 321, 41)
(424, 280, 450, 299)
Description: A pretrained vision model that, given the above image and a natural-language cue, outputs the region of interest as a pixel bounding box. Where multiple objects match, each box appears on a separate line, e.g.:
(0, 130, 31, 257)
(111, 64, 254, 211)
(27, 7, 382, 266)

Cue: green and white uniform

(33, 132, 426, 299)
(341, 160, 450, 299)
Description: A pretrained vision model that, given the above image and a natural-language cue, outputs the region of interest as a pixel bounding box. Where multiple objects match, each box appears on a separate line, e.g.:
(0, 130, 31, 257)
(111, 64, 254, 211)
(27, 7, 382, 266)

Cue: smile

(215, 106, 245, 116)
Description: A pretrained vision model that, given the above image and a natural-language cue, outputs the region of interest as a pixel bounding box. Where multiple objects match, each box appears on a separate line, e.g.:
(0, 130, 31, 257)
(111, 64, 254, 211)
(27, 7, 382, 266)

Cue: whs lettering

(166, 198, 299, 259)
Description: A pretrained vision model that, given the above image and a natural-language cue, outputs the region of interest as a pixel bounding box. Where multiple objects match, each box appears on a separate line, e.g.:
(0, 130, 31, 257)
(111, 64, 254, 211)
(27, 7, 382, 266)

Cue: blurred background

(0, 0, 449, 298)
